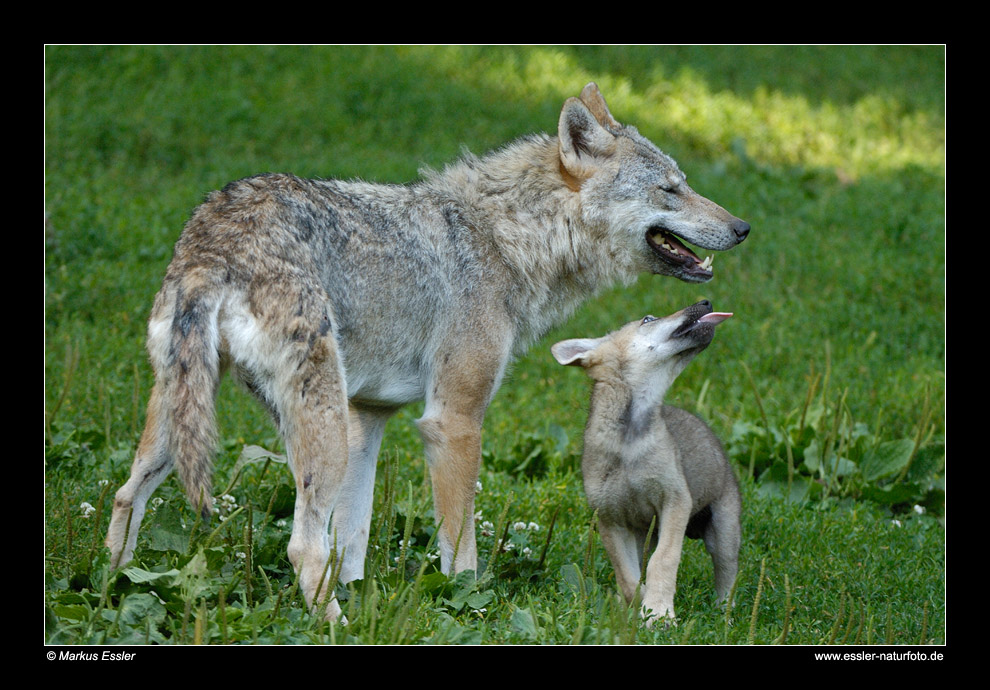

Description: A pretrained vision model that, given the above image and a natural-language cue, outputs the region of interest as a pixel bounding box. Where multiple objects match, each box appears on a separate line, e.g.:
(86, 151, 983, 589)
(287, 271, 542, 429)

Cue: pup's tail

(148, 276, 224, 518)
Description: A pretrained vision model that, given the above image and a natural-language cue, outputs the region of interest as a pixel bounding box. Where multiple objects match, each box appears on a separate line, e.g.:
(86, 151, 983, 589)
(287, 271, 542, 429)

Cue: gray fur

(106, 84, 748, 622)
(552, 301, 741, 626)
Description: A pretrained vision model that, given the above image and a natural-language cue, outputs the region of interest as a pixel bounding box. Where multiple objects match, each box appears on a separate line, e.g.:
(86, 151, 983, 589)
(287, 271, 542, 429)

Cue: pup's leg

(704, 493, 741, 605)
(330, 404, 393, 584)
(105, 383, 174, 568)
(597, 520, 644, 604)
(641, 495, 692, 625)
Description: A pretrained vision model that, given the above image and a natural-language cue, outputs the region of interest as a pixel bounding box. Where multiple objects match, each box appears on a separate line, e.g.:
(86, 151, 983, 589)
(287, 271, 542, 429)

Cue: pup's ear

(558, 95, 616, 180)
(551, 338, 601, 367)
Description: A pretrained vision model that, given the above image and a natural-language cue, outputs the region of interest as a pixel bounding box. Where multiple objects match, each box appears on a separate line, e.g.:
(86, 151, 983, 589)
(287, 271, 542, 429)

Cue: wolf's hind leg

(704, 493, 741, 605)
(254, 292, 350, 621)
(105, 383, 175, 569)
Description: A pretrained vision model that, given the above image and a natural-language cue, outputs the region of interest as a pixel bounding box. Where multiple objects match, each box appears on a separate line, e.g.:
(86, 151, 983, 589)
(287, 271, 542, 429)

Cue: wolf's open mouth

(670, 301, 732, 341)
(646, 228, 714, 276)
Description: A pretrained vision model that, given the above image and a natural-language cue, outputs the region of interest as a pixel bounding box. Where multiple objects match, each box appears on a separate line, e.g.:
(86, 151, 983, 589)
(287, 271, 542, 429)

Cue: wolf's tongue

(698, 312, 732, 324)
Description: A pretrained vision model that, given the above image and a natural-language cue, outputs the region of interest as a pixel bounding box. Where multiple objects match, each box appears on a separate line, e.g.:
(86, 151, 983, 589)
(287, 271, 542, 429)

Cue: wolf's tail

(148, 277, 224, 518)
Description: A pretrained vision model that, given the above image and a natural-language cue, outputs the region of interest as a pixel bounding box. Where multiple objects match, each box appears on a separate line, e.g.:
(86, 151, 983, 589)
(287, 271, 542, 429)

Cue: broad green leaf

(178, 549, 210, 600)
(757, 461, 820, 503)
(101, 592, 167, 627)
(122, 566, 180, 584)
(559, 563, 586, 597)
(860, 439, 914, 481)
(465, 590, 493, 611)
(510, 606, 540, 640)
(860, 481, 924, 506)
(802, 439, 857, 477)
(235, 444, 287, 468)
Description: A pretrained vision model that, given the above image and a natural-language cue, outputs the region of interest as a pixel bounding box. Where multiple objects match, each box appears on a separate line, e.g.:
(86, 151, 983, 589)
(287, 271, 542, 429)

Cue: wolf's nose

(733, 220, 750, 242)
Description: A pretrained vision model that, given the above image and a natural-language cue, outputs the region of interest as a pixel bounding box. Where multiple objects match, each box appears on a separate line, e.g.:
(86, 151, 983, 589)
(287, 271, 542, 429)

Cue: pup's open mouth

(646, 228, 714, 278)
(671, 303, 733, 340)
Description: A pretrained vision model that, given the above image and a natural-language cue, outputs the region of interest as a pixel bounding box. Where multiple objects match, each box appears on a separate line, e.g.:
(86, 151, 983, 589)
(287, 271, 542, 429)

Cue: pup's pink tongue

(699, 312, 733, 324)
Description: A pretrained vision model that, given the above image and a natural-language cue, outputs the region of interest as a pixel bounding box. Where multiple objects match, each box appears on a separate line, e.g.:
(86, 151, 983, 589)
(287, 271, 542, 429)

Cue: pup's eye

(642, 315, 657, 324)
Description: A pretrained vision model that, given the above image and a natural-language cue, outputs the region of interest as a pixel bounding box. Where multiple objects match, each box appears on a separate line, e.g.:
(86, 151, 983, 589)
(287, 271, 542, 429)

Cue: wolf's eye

(642, 315, 657, 324)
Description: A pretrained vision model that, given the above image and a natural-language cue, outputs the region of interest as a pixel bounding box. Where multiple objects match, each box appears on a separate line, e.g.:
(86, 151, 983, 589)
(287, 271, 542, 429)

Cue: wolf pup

(105, 84, 749, 622)
(552, 301, 741, 626)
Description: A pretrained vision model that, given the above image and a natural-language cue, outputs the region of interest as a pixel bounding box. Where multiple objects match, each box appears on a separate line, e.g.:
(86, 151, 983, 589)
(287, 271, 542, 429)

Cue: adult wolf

(105, 83, 750, 621)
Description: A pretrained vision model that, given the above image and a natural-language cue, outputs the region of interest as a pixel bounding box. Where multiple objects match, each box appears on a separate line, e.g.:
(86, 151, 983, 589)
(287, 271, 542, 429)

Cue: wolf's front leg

(641, 496, 692, 627)
(328, 404, 393, 584)
(417, 410, 482, 574)
(417, 338, 508, 575)
(597, 520, 646, 605)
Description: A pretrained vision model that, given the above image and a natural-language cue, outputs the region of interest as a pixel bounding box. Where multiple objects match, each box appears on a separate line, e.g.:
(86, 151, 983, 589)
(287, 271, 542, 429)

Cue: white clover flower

(480, 521, 495, 537)
(527, 522, 540, 531)
(276, 519, 287, 528)
(98, 479, 110, 487)
(151, 497, 164, 509)
(79, 502, 96, 517)
(474, 510, 483, 522)
(235, 551, 247, 560)
(891, 519, 902, 528)
(913, 504, 926, 515)
(513, 521, 527, 531)
(522, 547, 533, 557)
(475, 481, 483, 494)
(427, 551, 439, 562)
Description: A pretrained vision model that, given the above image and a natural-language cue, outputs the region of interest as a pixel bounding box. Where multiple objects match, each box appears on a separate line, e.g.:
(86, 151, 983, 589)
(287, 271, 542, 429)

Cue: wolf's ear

(579, 82, 622, 131)
(558, 94, 617, 180)
(551, 338, 602, 367)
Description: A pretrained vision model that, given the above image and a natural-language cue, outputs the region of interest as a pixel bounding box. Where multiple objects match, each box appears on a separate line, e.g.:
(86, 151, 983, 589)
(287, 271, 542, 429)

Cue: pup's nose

(732, 219, 750, 242)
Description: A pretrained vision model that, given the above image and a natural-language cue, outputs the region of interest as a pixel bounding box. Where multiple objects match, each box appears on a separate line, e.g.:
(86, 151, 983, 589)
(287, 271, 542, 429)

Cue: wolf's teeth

(700, 256, 713, 270)
(663, 242, 678, 255)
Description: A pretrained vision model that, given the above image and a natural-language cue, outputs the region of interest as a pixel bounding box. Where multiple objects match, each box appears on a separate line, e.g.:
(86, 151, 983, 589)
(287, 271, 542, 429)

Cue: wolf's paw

(641, 604, 677, 629)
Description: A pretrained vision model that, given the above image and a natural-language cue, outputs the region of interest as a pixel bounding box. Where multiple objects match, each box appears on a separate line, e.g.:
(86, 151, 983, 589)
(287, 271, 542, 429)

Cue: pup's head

(551, 301, 732, 383)
(557, 83, 749, 284)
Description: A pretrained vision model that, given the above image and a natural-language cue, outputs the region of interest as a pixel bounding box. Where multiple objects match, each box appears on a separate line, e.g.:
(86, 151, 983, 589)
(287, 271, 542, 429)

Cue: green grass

(45, 45, 945, 645)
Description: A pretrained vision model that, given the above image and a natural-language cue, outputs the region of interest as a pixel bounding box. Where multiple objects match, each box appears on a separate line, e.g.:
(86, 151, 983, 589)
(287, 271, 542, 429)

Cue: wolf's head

(551, 301, 732, 387)
(558, 83, 749, 284)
